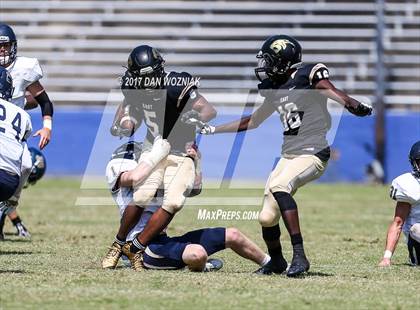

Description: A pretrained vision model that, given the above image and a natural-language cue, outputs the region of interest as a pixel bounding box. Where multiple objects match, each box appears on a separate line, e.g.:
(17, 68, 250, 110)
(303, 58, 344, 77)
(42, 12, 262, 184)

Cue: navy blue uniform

(0, 169, 19, 201)
(143, 227, 226, 269)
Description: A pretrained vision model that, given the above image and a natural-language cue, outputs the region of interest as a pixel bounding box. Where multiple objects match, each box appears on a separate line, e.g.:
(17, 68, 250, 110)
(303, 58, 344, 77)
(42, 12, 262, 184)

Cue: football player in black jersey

(199, 35, 372, 277)
(102, 45, 217, 269)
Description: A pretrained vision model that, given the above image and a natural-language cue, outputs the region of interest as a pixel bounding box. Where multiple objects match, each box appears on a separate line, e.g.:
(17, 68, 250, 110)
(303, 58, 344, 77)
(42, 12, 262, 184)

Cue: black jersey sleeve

(307, 63, 330, 86)
(166, 71, 199, 111)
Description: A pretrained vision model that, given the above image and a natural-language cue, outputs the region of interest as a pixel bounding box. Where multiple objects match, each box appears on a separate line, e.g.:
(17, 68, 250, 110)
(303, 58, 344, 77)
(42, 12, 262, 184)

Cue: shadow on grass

(0, 238, 32, 243)
(0, 250, 35, 255)
(0, 269, 25, 274)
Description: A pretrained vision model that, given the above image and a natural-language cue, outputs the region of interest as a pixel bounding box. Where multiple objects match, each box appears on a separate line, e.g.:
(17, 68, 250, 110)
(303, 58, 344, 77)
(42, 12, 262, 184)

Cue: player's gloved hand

(200, 124, 215, 135)
(346, 102, 372, 117)
(181, 110, 202, 126)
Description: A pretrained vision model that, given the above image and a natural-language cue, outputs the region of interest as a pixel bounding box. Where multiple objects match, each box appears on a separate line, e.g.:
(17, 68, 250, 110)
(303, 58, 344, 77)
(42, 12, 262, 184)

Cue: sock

(260, 254, 271, 266)
(115, 235, 125, 246)
(291, 233, 305, 256)
(268, 245, 286, 267)
(11, 216, 22, 227)
(130, 238, 146, 253)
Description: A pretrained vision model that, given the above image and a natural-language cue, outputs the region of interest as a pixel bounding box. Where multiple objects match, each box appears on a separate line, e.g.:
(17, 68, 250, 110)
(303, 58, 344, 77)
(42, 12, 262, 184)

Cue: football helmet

(409, 141, 420, 177)
(255, 35, 302, 82)
(111, 141, 143, 161)
(0, 66, 13, 101)
(126, 45, 165, 89)
(0, 24, 17, 66)
(27, 147, 46, 186)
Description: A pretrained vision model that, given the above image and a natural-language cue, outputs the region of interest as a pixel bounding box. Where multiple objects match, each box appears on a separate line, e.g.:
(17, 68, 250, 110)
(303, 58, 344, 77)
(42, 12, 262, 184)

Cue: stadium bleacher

(0, 0, 419, 106)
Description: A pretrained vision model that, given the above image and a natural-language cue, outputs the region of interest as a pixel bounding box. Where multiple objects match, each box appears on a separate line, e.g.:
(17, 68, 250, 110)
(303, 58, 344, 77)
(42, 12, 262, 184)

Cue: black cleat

(254, 258, 288, 275)
(287, 254, 310, 277)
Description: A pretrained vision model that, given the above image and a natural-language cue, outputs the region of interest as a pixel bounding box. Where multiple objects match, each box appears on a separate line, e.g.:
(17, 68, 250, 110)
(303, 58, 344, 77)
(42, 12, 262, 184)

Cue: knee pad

(410, 223, 420, 243)
(133, 188, 158, 206)
(162, 196, 185, 214)
(258, 209, 279, 227)
(272, 191, 297, 212)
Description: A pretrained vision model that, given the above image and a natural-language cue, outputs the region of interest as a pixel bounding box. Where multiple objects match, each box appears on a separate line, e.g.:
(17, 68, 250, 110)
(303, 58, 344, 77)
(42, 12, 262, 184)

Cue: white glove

(200, 124, 215, 135)
(141, 135, 170, 167)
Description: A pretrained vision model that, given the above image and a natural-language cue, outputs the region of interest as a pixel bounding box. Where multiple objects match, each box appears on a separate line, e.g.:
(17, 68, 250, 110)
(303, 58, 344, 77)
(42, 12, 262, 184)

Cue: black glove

(346, 102, 373, 117)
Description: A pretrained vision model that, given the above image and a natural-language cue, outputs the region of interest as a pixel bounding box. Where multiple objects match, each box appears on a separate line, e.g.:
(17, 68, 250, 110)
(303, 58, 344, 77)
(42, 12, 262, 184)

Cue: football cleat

(0, 203, 7, 241)
(254, 258, 288, 275)
(101, 241, 123, 269)
(15, 222, 31, 238)
(287, 254, 310, 277)
(204, 258, 223, 272)
(122, 242, 144, 271)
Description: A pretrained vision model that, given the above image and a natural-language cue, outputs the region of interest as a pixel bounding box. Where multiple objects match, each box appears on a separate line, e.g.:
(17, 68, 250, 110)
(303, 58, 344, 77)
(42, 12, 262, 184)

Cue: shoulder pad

(390, 173, 420, 204)
(16, 56, 43, 83)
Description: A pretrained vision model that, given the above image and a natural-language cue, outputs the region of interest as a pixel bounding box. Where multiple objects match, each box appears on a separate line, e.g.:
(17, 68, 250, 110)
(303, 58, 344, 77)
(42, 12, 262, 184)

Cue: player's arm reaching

(315, 79, 372, 117)
(378, 201, 411, 267)
(197, 100, 275, 135)
(26, 80, 54, 149)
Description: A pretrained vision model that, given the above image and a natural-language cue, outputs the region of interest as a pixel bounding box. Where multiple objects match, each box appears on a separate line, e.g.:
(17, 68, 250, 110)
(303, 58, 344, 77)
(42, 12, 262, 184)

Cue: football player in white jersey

(0, 23, 54, 237)
(104, 141, 271, 272)
(0, 67, 32, 240)
(379, 141, 420, 267)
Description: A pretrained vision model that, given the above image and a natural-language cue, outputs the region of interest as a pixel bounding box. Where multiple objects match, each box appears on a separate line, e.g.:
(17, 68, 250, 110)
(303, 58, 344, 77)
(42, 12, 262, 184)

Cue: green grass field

(1, 178, 419, 309)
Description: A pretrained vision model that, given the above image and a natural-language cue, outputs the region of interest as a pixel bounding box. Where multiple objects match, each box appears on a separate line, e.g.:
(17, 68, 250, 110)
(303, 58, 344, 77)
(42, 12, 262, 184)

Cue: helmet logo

(270, 39, 293, 54)
(0, 36, 10, 41)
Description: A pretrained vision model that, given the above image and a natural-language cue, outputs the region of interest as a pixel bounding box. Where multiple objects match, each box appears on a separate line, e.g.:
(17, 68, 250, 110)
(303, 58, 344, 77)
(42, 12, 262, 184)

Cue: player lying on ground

(196, 35, 372, 277)
(0, 23, 55, 238)
(105, 45, 217, 269)
(379, 141, 420, 267)
(104, 141, 270, 271)
(0, 67, 32, 240)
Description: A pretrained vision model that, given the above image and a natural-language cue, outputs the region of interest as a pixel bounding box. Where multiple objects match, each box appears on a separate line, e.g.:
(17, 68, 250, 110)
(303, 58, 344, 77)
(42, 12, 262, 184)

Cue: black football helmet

(409, 141, 420, 178)
(255, 35, 302, 82)
(0, 24, 17, 66)
(126, 45, 165, 89)
(26, 148, 46, 186)
(0, 66, 13, 101)
(111, 141, 143, 161)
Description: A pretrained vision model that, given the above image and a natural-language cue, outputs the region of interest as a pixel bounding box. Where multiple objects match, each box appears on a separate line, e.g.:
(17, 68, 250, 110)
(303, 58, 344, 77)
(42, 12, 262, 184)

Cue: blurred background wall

(1, 0, 419, 182)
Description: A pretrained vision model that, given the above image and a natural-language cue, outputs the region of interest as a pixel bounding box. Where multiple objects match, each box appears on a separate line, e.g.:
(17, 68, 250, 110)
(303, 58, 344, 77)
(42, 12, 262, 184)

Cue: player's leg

(6, 145, 33, 238)
(257, 159, 288, 274)
(269, 155, 327, 277)
(408, 223, 420, 265)
(225, 227, 270, 267)
(181, 244, 208, 271)
(0, 169, 20, 240)
(130, 155, 195, 254)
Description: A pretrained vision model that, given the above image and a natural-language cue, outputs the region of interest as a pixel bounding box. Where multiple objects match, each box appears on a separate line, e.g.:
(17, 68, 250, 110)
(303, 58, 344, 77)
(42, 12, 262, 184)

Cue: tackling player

(0, 67, 32, 240)
(104, 141, 271, 271)
(0, 23, 54, 237)
(379, 141, 420, 267)
(199, 35, 372, 276)
(102, 45, 217, 268)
